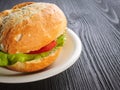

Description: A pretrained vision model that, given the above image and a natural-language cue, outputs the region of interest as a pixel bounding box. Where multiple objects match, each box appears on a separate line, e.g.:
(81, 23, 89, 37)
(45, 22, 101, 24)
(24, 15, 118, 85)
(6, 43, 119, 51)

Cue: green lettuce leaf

(0, 34, 66, 66)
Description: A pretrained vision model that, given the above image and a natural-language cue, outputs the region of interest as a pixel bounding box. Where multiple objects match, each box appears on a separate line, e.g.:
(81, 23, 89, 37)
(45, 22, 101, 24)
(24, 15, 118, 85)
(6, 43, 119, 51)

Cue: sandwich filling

(0, 34, 66, 66)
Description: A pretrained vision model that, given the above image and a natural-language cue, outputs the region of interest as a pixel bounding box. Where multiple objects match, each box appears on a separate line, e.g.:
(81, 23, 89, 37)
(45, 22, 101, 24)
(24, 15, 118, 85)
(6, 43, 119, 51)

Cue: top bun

(0, 2, 67, 54)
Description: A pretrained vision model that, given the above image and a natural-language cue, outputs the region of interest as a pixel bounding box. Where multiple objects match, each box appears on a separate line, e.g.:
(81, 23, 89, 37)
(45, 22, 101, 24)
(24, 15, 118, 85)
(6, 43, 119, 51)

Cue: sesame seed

(15, 34, 22, 41)
(0, 44, 4, 50)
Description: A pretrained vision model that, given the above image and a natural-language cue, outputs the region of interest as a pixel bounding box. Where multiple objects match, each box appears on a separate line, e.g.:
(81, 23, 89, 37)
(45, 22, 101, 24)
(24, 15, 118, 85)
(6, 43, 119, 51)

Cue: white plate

(0, 28, 82, 83)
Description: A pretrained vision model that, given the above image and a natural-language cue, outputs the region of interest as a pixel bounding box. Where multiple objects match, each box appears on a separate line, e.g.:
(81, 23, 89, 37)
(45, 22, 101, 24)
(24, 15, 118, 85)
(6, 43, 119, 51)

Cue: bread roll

(0, 2, 67, 72)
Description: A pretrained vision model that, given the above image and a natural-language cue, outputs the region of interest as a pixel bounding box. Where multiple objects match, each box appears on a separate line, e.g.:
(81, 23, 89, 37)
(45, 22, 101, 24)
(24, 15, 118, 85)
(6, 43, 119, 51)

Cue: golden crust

(0, 2, 67, 54)
(7, 48, 62, 72)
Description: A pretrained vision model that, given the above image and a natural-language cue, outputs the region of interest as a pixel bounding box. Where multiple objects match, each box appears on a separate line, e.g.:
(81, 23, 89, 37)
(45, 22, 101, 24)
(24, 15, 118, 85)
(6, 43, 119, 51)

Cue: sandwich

(0, 2, 67, 72)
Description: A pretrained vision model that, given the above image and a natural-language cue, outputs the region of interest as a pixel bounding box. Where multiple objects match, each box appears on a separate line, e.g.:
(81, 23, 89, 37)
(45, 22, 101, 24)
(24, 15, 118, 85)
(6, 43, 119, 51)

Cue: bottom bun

(7, 48, 62, 72)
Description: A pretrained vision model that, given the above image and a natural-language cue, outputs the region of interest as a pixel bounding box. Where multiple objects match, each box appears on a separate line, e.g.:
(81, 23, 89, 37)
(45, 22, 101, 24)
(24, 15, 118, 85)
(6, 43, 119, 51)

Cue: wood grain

(0, 0, 120, 90)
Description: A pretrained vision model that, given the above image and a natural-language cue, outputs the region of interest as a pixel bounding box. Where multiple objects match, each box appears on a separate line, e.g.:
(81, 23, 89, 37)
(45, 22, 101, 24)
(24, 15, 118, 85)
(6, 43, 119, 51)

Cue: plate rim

(0, 28, 82, 83)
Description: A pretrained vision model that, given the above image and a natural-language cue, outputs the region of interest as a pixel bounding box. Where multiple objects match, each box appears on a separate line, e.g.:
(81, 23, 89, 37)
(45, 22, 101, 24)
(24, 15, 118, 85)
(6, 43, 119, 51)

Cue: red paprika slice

(28, 41, 57, 54)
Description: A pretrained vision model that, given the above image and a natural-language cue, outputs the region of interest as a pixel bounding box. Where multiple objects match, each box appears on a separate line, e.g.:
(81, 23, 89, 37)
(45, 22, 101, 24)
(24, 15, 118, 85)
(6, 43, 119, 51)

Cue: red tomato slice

(28, 41, 57, 54)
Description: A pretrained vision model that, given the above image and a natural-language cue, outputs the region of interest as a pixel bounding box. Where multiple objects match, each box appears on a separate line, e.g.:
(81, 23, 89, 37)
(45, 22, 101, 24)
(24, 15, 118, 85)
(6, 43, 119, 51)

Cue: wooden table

(0, 0, 120, 89)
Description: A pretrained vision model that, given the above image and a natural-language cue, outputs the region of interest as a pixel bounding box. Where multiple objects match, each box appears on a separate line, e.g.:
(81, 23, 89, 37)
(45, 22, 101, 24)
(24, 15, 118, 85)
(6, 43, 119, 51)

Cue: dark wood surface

(0, 0, 120, 90)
